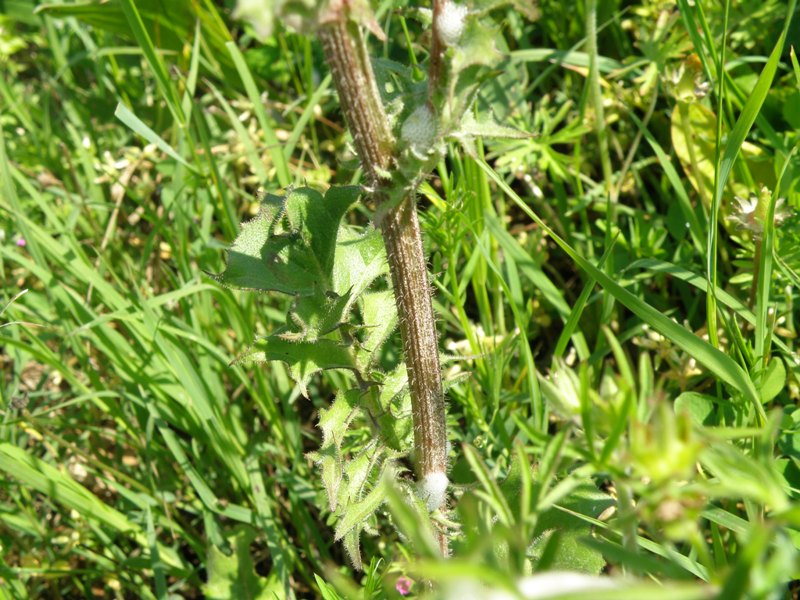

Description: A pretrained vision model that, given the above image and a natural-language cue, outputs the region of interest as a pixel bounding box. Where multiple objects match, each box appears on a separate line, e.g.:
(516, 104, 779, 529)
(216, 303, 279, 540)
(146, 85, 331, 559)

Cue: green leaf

(204, 526, 281, 600)
(758, 358, 786, 404)
(37, 0, 234, 82)
(451, 15, 501, 74)
(332, 226, 388, 298)
(286, 289, 353, 341)
(674, 392, 715, 427)
(373, 366, 413, 452)
(114, 103, 196, 172)
(238, 336, 358, 396)
(220, 186, 360, 294)
(334, 468, 389, 542)
(791, 46, 800, 89)
(312, 389, 361, 509)
(700, 445, 789, 510)
(530, 483, 614, 574)
(319, 389, 360, 450)
(359, 289, 398, 365)
(324, 444, 392, 570)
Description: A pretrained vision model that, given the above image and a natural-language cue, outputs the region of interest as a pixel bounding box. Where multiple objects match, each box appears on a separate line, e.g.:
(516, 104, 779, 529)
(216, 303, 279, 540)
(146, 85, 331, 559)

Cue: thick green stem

(319, 16, 448, 506)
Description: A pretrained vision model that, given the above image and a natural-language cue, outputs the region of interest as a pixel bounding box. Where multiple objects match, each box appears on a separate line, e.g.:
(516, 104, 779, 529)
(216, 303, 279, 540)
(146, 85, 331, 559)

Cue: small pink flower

(395, 576, 413, 596)
(16, 237, 26, 247)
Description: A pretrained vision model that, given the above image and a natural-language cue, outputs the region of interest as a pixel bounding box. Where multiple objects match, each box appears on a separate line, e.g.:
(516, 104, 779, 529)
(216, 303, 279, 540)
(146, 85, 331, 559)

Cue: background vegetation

(1, 0, 799, 598)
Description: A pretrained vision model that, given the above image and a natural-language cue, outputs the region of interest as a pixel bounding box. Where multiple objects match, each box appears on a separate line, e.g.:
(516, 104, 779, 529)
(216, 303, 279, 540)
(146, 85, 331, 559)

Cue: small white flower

(728, 186, 790, 237)
(693, 79, 711, 99)
(437, 1, 468, 47)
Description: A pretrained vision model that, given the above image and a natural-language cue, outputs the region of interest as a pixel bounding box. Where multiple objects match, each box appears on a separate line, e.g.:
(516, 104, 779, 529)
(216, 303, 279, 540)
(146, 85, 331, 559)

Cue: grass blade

(477, 159, 762, 416)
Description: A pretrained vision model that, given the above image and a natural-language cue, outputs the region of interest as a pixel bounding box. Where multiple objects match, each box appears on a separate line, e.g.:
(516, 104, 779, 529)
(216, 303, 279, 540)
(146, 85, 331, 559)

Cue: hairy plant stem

(319, 16, 448, 507)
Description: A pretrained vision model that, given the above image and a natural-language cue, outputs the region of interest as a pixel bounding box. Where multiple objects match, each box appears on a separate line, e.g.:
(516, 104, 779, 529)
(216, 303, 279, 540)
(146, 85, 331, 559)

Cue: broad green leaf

(451, 16, 501, 74)
(310, 444, 343, 511)
(285, 289, 353, 341)
(332, 227, 388, 298)
(319, 389, 360, 450)
(334, 464, 392, 569)
(330, 445, 391, 570)
(312, 389, 362, 510)
(511, 48, 624, 73)
(758, 358, 786, 404)
(220, 186, 359, 294)
(530, 483, 614, 574)
(334, 468, 390, 542)
(203, 526, 281, 600)
(452, 111, 531, 142)
(373, 366, 413, 452)
(674, 392, 715, 426)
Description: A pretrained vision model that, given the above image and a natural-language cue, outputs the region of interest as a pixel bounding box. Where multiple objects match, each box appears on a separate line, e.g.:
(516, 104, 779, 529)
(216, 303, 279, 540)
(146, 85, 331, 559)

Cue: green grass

(1, 0, 800, 598)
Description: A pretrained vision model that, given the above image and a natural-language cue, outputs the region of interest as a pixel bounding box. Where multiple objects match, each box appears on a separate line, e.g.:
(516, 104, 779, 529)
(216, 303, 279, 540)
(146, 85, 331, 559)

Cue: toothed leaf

(219, 186, 359, 295)
(333, 226, 389, 298)
(237, 336, 358, 396)
(334, 466, 390, 542)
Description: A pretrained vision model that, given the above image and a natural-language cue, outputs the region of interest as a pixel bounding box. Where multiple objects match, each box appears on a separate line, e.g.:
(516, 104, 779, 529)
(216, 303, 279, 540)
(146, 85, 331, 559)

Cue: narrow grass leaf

(226, 41, 292, 188)
(477, 159, 762, 413)
(114, 103, 196, 171)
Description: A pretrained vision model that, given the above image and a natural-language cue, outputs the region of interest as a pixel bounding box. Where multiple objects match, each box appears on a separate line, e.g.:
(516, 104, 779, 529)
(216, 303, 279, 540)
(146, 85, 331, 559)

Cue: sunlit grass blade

(0, 443, 186, 571)
(117, 0, 184, 125)
(477, 158, 762, 416)
(705, 0, 797, 347)
(226, 40, 292, 188)
(754, 144, 798, 365)
(114, 103, 197, 172)
(208, 82, 270, 184)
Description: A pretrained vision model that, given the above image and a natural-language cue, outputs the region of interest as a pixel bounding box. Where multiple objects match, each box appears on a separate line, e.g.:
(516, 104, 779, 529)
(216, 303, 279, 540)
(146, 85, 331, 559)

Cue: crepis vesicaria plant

(224, 0, 530, 566)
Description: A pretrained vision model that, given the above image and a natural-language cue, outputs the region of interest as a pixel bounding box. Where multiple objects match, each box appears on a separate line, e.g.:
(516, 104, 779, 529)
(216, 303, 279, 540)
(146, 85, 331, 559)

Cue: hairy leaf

(219, 186, 359, 295)
(237, 336, 358, 396)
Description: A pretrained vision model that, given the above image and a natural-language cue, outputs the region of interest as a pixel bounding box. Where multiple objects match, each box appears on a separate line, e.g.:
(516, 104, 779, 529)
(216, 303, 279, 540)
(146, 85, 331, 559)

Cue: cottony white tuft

(437, 2, 468, 47)
(233, 0, 273, 40)
(419, 471, 448, 511)
(400, 104, 437, 156)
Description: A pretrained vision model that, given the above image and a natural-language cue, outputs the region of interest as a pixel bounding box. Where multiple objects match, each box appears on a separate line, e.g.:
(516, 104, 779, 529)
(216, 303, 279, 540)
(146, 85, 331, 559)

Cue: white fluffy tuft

(419, 471, 449, 511)
(437, 2, 468, 47)
(400, 104, 437, 156)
